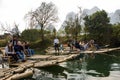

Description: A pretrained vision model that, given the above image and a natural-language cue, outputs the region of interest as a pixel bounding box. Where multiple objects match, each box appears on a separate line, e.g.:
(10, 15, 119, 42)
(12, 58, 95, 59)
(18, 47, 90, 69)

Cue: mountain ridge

(59, 6, 120, 31)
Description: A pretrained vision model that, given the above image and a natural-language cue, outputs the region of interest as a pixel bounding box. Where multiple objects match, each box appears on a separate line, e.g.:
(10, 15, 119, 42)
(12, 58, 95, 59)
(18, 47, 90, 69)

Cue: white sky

(0, 0, 120, 32)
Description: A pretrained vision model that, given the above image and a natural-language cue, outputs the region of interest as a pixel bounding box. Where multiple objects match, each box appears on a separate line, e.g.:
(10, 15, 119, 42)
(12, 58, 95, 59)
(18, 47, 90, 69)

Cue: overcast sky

(0, 0, 120, 33)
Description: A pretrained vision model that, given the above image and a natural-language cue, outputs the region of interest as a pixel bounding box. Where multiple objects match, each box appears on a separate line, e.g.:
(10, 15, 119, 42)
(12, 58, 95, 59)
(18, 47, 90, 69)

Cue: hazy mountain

(59, 7, 120, 31)
(66, 12, 76, 21)
(82, 6, 100, 16)
(59, 12, 76, 30)
(109, 9, 120, 24)
(59, 7, 100, 31)
(89, 6, 100, 14)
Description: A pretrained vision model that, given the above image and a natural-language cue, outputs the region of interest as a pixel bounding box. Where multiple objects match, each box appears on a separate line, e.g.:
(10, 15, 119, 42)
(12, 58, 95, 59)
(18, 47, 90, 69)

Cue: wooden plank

(48, 55, 69, 60)
(46, 47, 120, 54)
(80, 47, 120, 54)
(7, 70, 33, 80)
(10, 60, 35, 67)
(34, 60, 57, 68)
(27, 55, 52, 60)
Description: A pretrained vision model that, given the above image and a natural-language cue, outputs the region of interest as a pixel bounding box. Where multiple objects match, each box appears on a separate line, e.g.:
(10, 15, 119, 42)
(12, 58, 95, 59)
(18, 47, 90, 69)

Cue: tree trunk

(41, 24, 44, 41)
(75, 32, 78, 41)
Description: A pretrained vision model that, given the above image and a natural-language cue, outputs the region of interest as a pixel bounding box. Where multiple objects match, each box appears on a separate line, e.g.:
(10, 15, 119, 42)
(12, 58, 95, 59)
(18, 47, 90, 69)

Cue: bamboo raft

(46, 47, 120, 54)
(0, 53, 79, 80)
(0, 47, 120, 80)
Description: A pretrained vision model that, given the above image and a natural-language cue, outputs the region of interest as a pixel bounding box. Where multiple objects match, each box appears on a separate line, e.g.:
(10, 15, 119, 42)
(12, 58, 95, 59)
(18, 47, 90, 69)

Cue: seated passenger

(21, 41, 29, 56)
(14, 41, 26, 62)
(67, 40, 73, 52)
(83, 42, 89, 50)
(87, 40, 96, 51)
(10, 36, 18, 46)
(5, 42, 18, 61)
(75, 41, 84, 51)
(25, 42, 34, 56)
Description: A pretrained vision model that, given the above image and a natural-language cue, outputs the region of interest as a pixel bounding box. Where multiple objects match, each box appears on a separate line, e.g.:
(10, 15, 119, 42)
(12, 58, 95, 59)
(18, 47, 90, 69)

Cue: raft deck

(0, 54, 79, 80)
(46, 47, 120, 54)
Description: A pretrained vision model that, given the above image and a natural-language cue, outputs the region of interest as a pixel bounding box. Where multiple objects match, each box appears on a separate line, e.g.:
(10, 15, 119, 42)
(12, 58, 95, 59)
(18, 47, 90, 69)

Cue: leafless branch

(25, 2, 58, 29)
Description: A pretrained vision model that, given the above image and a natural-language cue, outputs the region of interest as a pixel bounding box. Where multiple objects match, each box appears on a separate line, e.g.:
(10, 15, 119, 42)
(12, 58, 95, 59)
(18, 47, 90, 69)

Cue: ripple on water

(111, 63, 120, 71)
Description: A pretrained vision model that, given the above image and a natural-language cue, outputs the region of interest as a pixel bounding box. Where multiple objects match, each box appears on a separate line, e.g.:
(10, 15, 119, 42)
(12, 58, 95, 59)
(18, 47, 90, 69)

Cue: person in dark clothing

(67, 39, 73, 52)
(10, 36, 18, 46)
(14, 41, 26, 61)
(24, 42, 34, 56)
(74, 41, 84, 51)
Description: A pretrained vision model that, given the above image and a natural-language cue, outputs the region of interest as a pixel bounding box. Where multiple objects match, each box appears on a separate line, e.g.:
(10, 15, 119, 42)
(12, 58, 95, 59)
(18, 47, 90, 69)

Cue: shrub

(0, 40, 7, 47)
(21, 29, 40, 42)
(30, 38, 52, 51)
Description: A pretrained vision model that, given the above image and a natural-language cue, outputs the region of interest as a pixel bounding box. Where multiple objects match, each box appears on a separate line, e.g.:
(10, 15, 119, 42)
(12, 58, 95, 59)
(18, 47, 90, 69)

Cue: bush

(21, 29, 40, 42)
(0, 40, 7, 47)
(30, 38, 52, 51)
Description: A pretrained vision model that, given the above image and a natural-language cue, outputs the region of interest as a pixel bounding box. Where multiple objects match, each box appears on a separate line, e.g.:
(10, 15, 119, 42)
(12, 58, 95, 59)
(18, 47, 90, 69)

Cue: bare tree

(0, 22, 13, 34)
(25, 2, 58, 41)
(0, 22, 20, 37)
(12, 23, 20, 37)
(24, 10, 37, 29)
(53, 28, 56, 37)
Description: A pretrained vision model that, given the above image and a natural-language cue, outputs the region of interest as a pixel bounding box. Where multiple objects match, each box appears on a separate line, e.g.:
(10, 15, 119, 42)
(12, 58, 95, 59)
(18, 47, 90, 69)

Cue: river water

(1, 51, 120, 80)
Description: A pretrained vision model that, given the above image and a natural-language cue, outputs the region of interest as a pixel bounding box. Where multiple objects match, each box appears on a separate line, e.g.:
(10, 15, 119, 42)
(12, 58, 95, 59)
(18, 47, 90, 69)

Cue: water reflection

(31, 53, 120, 80)
(0, 56, 9, 69)
(111, 63, 120, 71)
(0, 63, 9, 69)
(32, 68, 66, 80)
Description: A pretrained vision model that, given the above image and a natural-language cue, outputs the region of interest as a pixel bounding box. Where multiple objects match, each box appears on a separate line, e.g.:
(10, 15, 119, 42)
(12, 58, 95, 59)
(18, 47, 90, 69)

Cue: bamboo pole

(8, 70, 33, 80)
